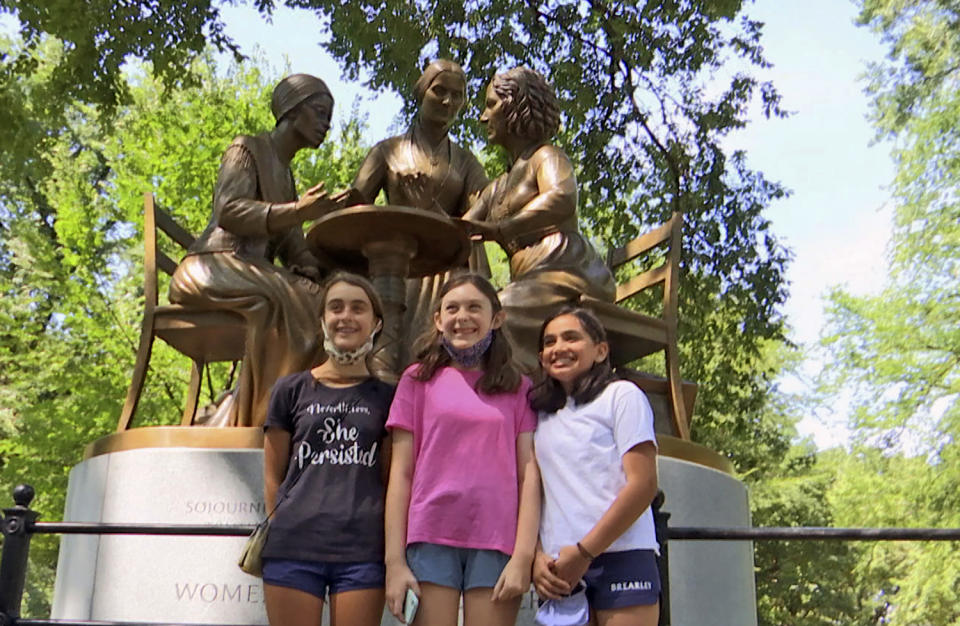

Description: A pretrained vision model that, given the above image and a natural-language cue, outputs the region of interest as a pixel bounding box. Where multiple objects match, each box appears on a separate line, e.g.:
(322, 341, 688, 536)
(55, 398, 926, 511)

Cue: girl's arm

(263, 428, 292, 510)
(384, 429, 421, 619)
(492, 432, 541, 600)
(379, 432, 393, 488)
(552, 441, 658, 585)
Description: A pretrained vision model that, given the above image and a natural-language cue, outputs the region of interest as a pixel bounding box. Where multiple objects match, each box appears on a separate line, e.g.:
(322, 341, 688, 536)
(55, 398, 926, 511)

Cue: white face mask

(321, 319, 382, 365)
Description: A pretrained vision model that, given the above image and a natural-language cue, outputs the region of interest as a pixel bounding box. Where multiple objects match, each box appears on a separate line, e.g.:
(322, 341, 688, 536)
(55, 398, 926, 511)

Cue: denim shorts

(406, 542, 510, 591)
(583, 549, 660, 609)
(262, 557, 385, 599)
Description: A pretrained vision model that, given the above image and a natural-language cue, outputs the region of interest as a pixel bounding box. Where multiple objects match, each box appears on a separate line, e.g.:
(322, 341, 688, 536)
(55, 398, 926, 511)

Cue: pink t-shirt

(386, 365, 537, 555)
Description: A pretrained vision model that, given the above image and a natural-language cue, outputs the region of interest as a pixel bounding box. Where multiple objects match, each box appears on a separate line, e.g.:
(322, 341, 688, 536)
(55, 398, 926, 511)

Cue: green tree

(814, 1, 960, 622)
(752, 447, 870, 626)
(837, 0, 960, 445)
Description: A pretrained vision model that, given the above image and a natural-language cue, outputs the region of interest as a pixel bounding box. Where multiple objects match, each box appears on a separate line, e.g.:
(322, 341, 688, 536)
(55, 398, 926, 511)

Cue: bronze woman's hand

(458, 218, 500, 242)
(397, 170, 430, 208)
(290, 264, 322, 282)
(296, 182, 338, 221)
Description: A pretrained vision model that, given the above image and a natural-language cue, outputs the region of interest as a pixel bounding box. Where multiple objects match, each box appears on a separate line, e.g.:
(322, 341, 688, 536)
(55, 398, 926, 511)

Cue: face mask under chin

(442, 329, 494, 368)
(321, 319, 382, 366)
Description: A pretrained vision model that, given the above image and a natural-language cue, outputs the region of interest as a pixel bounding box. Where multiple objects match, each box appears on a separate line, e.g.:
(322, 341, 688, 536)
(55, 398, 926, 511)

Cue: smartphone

(403, 588, 419, 624)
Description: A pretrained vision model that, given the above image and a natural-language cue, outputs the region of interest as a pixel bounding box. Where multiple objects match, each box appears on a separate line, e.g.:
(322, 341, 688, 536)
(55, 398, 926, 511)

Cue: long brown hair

(528, 306, 618, 413)
(412, 272, 522, 394)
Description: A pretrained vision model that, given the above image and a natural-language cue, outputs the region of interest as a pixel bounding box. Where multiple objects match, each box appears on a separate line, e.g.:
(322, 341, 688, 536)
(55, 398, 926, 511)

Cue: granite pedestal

(51, 431, 753, 625)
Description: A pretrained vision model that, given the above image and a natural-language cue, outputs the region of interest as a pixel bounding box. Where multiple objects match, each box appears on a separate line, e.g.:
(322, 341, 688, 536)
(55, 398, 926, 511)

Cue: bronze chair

(579, 212, 693, 440)
(116, 193, 246, 431)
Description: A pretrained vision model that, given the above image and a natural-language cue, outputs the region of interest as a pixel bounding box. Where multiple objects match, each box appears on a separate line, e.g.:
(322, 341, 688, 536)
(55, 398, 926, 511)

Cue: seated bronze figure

(168, 74, 350, 427)
(463, 67, 616, 370)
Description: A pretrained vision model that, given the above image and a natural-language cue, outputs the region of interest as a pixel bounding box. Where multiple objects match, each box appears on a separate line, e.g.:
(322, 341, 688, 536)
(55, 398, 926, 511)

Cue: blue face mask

(442, 330, 494, 368)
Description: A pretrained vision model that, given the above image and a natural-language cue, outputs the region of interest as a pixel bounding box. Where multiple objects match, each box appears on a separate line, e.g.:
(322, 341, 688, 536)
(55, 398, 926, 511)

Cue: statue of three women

(169, 61, 615, 428)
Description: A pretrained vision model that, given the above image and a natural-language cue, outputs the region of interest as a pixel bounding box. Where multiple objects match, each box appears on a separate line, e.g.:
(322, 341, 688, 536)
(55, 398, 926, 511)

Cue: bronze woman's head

(271, 73, 333, 125)
(489, 67, 561, 143)
(413, 59, 467, 127)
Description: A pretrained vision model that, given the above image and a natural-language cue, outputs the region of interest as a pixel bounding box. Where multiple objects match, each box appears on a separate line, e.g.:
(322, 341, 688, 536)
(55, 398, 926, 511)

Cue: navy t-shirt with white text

(262, 371, 394, 562)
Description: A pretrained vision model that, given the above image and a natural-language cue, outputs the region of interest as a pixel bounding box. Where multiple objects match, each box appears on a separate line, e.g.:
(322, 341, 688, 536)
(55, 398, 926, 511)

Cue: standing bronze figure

(352, 59, 489, 365)
(169, 74, 348, 427)
(463, 67, 616, 369)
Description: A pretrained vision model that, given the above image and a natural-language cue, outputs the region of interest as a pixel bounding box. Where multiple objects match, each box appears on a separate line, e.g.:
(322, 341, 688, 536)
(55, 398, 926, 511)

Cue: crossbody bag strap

(264, 456, 309, 521)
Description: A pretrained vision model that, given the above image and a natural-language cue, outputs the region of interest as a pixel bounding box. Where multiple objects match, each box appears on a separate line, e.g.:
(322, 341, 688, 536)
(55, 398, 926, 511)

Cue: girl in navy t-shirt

(262, 272, 394, 626)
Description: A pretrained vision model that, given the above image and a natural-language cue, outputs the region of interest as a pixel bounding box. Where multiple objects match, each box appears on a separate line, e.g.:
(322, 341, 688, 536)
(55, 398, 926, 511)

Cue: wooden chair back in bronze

(116, 193, 246, 431)
(580, 212, 693, 439)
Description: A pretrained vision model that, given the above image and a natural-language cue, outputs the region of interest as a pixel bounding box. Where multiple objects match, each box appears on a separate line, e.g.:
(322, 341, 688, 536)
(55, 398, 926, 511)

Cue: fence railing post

(652, 489, 671, 626)
(0, 484, 39, 626)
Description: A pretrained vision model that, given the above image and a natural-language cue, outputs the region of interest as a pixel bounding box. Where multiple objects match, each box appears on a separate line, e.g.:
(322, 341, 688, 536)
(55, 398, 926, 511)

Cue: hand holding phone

(403, 588, 419, 624)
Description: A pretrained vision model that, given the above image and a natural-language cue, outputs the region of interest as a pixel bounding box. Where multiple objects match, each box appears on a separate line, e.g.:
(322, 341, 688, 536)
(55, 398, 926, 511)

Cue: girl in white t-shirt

(530, 306, 660, 626)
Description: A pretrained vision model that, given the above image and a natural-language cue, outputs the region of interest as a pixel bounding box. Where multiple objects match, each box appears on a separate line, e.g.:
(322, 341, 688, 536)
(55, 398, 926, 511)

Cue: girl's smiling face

(434, 282, 504, 350)
(539, 313, 609, 393)
(323, 281, 378, 352)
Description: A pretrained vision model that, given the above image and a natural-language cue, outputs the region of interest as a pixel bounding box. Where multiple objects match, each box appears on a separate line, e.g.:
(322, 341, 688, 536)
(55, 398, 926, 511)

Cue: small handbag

(239, 463, 307, 577)
(238, 518, 270, 576)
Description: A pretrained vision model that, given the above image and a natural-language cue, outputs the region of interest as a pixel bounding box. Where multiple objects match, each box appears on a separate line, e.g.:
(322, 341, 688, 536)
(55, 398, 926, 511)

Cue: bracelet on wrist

(576, 541, 596, 561)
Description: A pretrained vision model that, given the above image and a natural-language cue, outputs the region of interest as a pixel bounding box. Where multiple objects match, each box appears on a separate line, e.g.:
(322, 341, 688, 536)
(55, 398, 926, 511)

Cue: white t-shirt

(535, 380, 659, 556)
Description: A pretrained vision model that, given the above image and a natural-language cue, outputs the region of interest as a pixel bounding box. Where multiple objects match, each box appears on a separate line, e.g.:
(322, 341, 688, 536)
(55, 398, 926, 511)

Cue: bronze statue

(169, 74, 351, 427)
(352, 59, 489, 365)
(463, 67, 616, 370)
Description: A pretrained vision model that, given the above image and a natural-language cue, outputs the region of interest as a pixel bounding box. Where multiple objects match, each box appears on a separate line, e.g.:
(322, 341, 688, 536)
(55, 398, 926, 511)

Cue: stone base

(51, 447, 270, 624)
(658, 456, 757, 625)
(51, 437, 753, 625)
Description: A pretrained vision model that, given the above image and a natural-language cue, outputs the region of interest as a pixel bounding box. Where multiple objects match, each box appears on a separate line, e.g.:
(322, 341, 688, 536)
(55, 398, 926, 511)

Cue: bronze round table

(306, 205, 470, 377)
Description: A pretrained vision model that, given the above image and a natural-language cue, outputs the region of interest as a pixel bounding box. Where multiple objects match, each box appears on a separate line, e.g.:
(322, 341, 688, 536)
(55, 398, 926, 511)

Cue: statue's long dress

(353, 126, 488, 366)
(480, 144, 616, 371)
(169, 133, 323, 427)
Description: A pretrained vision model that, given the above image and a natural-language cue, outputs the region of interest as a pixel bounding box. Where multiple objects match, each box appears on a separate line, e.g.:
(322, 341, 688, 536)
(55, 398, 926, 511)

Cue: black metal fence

(3, 485, 960, 626)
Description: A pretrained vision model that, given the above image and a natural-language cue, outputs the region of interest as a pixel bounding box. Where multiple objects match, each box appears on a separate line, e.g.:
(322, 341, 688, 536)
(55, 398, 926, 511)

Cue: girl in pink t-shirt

(384, 272, 540, 626)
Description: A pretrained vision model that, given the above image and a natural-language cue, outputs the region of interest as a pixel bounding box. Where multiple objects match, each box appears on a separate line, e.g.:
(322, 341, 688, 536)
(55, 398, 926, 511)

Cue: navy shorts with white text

(584, 549, 660, 610)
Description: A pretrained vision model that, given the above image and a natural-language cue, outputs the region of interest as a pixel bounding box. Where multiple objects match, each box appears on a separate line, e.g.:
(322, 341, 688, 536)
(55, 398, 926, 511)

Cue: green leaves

(805, 2, 960, 622)
(825, 0, 960, 454)
(0, 0, 242, 116)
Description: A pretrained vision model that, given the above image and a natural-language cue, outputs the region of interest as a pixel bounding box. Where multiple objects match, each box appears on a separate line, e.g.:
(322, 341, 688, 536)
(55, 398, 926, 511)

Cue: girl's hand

(385, 562, 420, 621)
(553, 544, 591, 587)
(532, 550, 570, 600)
(491, 555, 531, 601)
